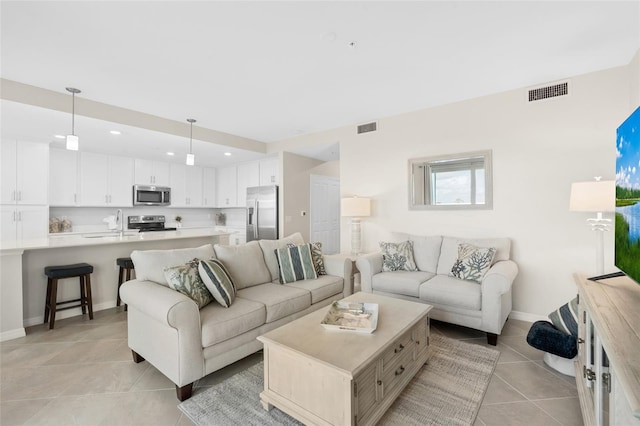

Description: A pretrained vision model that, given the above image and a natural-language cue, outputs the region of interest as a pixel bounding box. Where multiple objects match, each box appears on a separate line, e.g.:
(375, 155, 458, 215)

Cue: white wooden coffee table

(257, 292, 432, 426)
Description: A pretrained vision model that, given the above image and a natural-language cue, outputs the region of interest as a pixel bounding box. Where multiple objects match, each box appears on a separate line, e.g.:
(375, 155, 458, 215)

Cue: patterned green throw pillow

(380, 241, 418, 271)
(450, 243, 497, 283)
(199, 259, 236, 308)
(275, 244, 318, 283)
(309, 242, 327, 276)
(164, 258, 214, 309)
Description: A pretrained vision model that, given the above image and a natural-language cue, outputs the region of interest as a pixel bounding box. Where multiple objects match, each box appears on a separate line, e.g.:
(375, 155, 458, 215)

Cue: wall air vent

(528, 82, 569, 102)
(357, 121, 378, 134)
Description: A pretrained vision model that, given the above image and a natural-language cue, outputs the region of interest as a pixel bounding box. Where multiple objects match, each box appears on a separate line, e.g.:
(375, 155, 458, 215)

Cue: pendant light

(65, 87, 81, 151)
(186, 118, 196, 166)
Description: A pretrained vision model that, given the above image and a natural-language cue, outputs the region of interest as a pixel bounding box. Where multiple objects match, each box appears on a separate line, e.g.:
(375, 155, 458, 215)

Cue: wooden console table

(574, 273, 640, 425)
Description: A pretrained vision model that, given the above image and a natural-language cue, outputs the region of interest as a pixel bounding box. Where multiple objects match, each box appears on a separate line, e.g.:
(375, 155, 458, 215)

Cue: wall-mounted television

(615, 106, 640, 284)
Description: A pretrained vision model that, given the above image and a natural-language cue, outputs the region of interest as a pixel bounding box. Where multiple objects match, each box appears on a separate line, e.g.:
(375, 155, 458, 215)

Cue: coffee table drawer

(379, 346, 415, 398)
(381, 329, 413, 373)
(413, 317, 429, 358)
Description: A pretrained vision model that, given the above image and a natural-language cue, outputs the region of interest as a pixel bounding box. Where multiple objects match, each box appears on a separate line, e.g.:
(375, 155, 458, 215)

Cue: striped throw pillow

(198, 259, 236, 308)
(275, 244, 318, 284)
(548, 297, 579, 337)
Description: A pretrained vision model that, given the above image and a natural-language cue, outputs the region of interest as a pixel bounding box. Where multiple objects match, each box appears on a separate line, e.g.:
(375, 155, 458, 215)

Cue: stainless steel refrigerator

(246, 185, 278, 241)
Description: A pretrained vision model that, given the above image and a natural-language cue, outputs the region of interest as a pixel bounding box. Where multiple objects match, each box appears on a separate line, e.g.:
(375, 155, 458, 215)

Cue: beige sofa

(120, 232, 351, 401)
(356, 234, 518, 345)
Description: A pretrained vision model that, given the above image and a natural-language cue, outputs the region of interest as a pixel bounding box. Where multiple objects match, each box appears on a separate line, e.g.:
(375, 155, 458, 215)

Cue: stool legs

(117, 265, 132, 311)
(43, 273, 93, 329)
(84, 273, 94, 320)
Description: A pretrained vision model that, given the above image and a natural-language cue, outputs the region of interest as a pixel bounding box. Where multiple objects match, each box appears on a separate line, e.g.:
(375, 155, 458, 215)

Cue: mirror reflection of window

(409, 150, 492, 210)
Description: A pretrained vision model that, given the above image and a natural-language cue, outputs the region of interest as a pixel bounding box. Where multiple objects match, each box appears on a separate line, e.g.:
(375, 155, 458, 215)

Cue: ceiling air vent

(528, 82, 569, 102)
(357, 121, 378, 134)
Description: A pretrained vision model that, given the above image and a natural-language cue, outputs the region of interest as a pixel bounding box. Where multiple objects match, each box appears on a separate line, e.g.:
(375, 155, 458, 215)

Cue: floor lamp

(569, 178, 615, 277)
(341, 196, 371, 255)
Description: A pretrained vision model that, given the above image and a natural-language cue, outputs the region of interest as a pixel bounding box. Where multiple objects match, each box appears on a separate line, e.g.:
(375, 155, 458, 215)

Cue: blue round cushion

(526, 320, 577, 359)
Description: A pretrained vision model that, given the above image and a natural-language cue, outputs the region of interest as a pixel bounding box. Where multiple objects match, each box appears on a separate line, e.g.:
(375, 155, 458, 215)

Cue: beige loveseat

(356, 234, 518, 345)
(120, 233, 351, 401)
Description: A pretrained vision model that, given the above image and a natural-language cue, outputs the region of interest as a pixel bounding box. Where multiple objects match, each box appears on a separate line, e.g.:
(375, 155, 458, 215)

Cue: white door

(310, 174, 340, 254)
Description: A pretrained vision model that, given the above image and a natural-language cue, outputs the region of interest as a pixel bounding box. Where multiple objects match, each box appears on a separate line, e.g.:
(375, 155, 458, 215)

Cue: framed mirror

(408, 150, 493, 210)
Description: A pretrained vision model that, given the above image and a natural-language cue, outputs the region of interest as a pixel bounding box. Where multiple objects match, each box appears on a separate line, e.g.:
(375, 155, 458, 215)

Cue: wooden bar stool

(44, 263, 94, 329)
(116, 257, 135, 311)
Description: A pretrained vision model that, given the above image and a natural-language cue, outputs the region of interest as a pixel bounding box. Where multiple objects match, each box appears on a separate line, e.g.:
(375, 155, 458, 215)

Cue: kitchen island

(0, 228, 230, 341)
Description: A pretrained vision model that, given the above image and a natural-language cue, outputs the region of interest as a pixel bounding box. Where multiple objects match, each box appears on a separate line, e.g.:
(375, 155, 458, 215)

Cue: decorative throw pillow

(309, 242, 327, 276)
(275, 244, 318, 283)
(548, 297, 579, 337)
(198, 259, 236, 308)
(380, 241, 418, 272)
(164, 258, 214, 309)
(450, 243, 497, 283)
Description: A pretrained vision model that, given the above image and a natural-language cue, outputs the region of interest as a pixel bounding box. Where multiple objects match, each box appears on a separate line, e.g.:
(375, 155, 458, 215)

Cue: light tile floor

(0, 308, 582, 425)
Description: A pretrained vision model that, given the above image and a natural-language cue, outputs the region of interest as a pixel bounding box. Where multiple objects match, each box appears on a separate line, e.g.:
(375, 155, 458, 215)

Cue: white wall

(280, 62, 638, 318)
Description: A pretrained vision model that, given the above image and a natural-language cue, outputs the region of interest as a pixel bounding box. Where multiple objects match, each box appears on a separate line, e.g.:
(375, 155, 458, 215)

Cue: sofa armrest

(323, 254, 353, 296)
(481, 260, 519, 295)
(356, 253, 383, 293)
(120, 280, 204, 387)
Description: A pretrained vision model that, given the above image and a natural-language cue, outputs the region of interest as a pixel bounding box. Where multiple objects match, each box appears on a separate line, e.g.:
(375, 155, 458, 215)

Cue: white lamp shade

(341, 197, 371, 217)
(186, 153, 195, 166)
(66, 134, 79, 151)
(569, 180, 615, 212)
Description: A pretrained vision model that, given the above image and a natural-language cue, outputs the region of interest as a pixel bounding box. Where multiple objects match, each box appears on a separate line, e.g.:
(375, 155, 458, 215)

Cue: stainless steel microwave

(133, 185, 171, 206)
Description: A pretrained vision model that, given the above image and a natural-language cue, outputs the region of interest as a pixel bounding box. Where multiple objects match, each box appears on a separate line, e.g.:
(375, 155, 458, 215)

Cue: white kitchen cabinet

(49, 148, 79, 206)
(259, 157, 279, 186)
(0, 205, 48, 243)
(170, 164, 203, 207)
(217, 166, 237, 207)
(79, 152, 133, 206)
(134, 159, 170, 186)
(202, 167, 217, 207)
(236, 161, 260, 207)
(1, 140, 49, 205)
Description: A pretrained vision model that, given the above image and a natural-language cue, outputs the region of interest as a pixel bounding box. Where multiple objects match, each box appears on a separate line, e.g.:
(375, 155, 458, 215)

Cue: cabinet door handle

(577, 338, 584, 344)
(18, 191, 22, 201)
(105, 195, 109, 203)
(395, 366, 405, 376)
(74, 193, 77, 203)
(12, 190, 16, 201)
(394, 344, 405, 354)
(17, 211, 22, 221)
(12, 211, 16, 222)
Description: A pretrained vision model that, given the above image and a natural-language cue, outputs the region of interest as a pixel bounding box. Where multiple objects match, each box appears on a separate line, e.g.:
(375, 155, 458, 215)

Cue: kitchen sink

(82, 232, 139, 238)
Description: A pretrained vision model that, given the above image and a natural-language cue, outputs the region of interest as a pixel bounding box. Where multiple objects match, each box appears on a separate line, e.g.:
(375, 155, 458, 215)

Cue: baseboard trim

(23, 301, 116, 328)
(0, 327, 26, 342)
(510, 310, 547, 323)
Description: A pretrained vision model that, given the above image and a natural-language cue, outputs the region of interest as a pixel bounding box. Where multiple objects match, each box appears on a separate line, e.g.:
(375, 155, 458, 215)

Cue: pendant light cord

(189, 120, 193, 154)
(71, 92, 75, 136)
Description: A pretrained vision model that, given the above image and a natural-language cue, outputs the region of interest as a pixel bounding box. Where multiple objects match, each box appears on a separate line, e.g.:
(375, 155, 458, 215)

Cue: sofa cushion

(275, 244, 318, 283)
(285, 275, 343, 304)
(200, 297, 266, 347)
(437, 237, 510, 276)
(419, 275, 481, 310)
(258, 232, 305, 281)
(131, 244, 215, 287)
(214, 241, 272, 290)
(237, 283, 311, 323)
(198, 259, 236, 308)
(450, 243, 497, 283)
(164, 259, 214, 309)
(392, 233, 442, 274)
(372, 271, 434, 298)
(380, 241, 418, 271)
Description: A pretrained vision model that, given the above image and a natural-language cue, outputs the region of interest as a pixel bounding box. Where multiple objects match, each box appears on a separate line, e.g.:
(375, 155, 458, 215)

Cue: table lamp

(569, 177, 615, 276)
(341, 196, 371, 255)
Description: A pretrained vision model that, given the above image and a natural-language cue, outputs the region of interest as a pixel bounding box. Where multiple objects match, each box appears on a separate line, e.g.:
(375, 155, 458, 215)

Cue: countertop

(1, 228, 231, 252)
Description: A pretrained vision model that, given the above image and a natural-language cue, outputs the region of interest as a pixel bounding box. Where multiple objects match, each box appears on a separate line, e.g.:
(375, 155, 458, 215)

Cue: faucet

(116, 209, 123, 235)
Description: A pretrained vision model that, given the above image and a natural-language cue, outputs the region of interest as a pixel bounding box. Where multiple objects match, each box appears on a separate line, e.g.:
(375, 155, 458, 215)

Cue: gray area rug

(179, 334, 499, 425)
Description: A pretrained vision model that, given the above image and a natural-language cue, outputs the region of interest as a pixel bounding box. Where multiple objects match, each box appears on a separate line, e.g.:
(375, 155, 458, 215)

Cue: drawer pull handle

(377, 380, 382, 386)
(394, 344, 405, 354)
(416, 340, 420, 345)
(577, 338, 584, 344)
(395, 366, 405, 376)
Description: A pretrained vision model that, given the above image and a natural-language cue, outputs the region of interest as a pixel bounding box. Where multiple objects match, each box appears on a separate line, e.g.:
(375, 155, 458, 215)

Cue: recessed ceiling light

(54, 134, 65, 139)
(110, 130, 121, 135)
(224, 152, 232, 156)
(167, 152, 175, 156)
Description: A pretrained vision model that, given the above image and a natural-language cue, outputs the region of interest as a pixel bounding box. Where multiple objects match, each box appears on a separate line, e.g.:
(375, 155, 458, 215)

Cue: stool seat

(116, 257, 134, 269)
(45, 263, 94, 279)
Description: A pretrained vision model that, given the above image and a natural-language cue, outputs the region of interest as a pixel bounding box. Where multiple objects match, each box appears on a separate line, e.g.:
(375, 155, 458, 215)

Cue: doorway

(309, 174, 340, 254)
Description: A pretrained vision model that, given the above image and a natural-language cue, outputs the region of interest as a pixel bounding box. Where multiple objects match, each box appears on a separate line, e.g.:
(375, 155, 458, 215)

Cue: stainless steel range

(127, 215, 177, 232)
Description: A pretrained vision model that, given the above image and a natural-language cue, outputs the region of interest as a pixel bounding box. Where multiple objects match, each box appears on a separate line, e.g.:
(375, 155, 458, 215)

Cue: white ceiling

(1, 1, 639, 166)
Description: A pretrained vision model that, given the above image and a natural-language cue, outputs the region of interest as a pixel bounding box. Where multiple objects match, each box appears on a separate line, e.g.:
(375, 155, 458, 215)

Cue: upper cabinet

(202, 168, 217, 207)
(217, 166, 237, 207)
(49, 149, 79, 206)
(236, 161, 260, 207)
(1, 140, 49, 205)
(79, 152, 133, 206)
(134, 159, 170, 186)
(259, 157, 279, 186)
(169, 164, 203, 207)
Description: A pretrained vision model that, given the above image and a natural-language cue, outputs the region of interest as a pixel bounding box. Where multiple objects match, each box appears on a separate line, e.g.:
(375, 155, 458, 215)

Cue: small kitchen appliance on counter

(127, 215, 177, 232)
